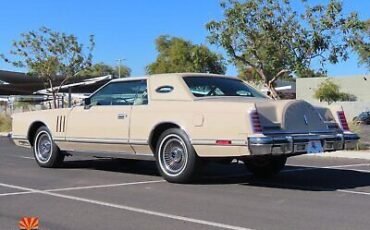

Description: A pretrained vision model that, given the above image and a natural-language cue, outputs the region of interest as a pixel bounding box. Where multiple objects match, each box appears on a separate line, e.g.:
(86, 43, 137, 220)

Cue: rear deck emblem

(303, 115, 308, 125)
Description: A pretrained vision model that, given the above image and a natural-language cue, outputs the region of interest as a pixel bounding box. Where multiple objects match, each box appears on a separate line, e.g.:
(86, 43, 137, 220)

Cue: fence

(0, 95, 68, 115)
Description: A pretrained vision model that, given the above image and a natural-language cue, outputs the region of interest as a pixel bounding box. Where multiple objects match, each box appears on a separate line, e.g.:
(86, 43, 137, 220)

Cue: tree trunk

(266, 81, 280, 100)
(255, 68, 280, 100)
(48, 79, 57, 109)
(52, 91, 57, 109)
(266, 69, 290, 100)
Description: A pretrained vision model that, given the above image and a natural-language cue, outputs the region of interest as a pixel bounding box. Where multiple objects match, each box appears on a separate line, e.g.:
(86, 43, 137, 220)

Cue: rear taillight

(337, 111, 349, 131)
(250, 110, 262, 133)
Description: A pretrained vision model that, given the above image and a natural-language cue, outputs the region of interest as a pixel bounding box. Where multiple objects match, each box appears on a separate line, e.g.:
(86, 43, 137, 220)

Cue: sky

(0, 0, 369, 77)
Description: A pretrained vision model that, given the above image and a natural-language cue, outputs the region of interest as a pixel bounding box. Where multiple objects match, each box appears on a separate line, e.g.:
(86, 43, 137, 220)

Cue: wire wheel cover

(159, 135, 188, 176)
(35, 132, 52, 162)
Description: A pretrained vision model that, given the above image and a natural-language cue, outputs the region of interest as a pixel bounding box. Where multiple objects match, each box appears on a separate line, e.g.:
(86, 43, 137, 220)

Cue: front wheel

(33, 126, 64, 168)
(155, 128, 201, 183)
(243, 156, 287, 177)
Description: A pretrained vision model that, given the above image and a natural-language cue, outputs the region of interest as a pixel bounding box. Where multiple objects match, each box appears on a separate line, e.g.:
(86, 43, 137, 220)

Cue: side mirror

(84, 98, 92, 109)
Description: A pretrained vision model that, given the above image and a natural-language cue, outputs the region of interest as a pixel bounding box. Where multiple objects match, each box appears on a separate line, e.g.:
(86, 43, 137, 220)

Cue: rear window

(183, 76, 266, 98)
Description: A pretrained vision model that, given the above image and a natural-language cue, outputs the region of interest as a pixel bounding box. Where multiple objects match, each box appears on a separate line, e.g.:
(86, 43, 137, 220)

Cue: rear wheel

(33, 126, 64, 168)
(243, 156, 287, 177)
(155, 128, 201, 183)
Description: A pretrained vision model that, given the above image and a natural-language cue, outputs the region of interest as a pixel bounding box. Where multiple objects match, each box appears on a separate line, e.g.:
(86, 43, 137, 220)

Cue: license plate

(307, 141, 323, 154)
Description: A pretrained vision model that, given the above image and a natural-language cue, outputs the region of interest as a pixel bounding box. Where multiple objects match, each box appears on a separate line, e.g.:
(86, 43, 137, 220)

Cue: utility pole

(116, 58, 125, 78)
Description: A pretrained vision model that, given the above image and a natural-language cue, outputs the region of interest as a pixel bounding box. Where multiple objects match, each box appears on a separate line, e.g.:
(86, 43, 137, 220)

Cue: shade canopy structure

(0, 70, 112, 96)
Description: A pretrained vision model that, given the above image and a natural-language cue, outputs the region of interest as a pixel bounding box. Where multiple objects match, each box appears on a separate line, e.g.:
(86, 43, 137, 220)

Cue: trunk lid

(256, 100, 329, 133)
(195, 97, 330, 134)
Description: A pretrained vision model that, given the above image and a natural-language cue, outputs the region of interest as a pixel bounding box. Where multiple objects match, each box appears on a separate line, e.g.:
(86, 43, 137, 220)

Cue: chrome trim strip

(129, 139, 148, 145)
(54, 136, 65, 141)
(65, 137, 129, 144)
(57, 137, 150, 146)
(191, 139, 247, 146)
(12, 135, 27, 139)
(66, 150, 155, 161)
(262, 130, 335, 135)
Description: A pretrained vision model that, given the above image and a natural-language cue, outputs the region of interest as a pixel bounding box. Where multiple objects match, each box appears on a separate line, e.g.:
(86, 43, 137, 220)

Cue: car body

(353, 111, 370, 125)
(11, 73, 359, 182)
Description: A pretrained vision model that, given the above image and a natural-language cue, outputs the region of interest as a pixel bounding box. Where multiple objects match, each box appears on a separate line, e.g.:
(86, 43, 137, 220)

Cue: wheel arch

(148, 122, 191, 152)
(27, 121, 48, 146)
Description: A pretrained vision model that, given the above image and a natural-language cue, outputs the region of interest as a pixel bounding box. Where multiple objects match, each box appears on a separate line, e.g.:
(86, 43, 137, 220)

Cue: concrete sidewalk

(315, 150, 370, 160)
(0, 132, 10, 137)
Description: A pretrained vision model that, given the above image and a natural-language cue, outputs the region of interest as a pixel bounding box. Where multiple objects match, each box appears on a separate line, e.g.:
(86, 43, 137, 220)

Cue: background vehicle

(353, 111, 370, 125)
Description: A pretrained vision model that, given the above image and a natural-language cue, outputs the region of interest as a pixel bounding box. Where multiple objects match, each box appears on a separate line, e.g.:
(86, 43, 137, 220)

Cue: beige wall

(296, 75, 370, 119)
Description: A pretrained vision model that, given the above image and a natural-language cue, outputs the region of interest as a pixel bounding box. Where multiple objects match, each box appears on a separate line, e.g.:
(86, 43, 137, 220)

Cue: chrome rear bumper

(248, 132, 359, 156)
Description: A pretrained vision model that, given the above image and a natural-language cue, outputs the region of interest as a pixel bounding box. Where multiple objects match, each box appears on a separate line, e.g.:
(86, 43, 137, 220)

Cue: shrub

(0, 113, 11, 132)
(314, 78, 356, 104)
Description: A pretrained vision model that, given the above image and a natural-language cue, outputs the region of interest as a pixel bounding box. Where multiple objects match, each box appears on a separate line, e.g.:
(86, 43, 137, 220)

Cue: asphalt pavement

(1, 137, 370, 230)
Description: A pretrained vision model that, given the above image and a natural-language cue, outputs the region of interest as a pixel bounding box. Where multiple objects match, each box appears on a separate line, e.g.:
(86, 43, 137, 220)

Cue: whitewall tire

(33, 126, 64, 168)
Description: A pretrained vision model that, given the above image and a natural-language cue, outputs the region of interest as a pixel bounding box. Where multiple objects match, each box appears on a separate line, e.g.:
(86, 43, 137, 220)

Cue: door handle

(117, 113, 127, 119)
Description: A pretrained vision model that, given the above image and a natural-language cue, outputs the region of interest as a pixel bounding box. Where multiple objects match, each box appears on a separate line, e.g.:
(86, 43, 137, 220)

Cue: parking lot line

(283, 163, 370, 173)
(19, 156, 34, 159)
(7, 155, 34, 160)
(46, 179, 165, 192)
(337, 189, 370, 196)
(0, 180, 165, 198)
(0, 191, 35, 197)
(0, 182, 255, 230)
(291, 163, 370, 169)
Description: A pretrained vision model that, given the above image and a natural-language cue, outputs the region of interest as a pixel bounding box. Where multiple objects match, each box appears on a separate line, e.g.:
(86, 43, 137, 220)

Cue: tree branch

(269, 69, 290, 84)
(228, 45, 258, 70)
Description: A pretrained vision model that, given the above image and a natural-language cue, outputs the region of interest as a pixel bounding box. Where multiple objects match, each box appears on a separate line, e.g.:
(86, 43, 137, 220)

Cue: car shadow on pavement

(61, 158, 161, 177)
(60, 158, 370, 192)
(200, 164, 370, 192)
(242, 166, 370, 192)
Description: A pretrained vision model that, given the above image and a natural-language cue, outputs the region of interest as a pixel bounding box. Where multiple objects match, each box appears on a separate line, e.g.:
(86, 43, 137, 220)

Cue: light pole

(116, 58, 125, 78)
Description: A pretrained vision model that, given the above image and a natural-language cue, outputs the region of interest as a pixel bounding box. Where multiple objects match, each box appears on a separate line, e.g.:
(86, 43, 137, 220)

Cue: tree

(206, 0, 366, 99)
(146, 35, 226, 74)
(114, 64, 131, 78)
(238, 65, 295, 82)
(314, 78, 355, 104)
(351, 19, 370, 71)
(237, 66, 262, 82)
(78, 62, 131, 78)
(1, 27, 95, 108)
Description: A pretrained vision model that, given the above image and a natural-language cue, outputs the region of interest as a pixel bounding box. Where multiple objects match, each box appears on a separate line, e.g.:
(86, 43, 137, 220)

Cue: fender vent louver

(56, 115, 66, 133)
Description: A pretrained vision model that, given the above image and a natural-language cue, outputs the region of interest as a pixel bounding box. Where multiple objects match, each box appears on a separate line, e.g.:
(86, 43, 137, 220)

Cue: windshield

(183, 76, 266, 98)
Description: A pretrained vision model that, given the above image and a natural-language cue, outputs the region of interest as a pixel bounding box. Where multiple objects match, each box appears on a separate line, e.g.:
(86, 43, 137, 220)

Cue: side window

(90, 80, 148, 106)
(133, 81, 148, 105)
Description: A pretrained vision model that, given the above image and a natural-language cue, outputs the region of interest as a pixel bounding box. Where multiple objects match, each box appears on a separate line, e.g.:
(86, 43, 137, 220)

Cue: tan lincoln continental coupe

(12, 73, 359, 183)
